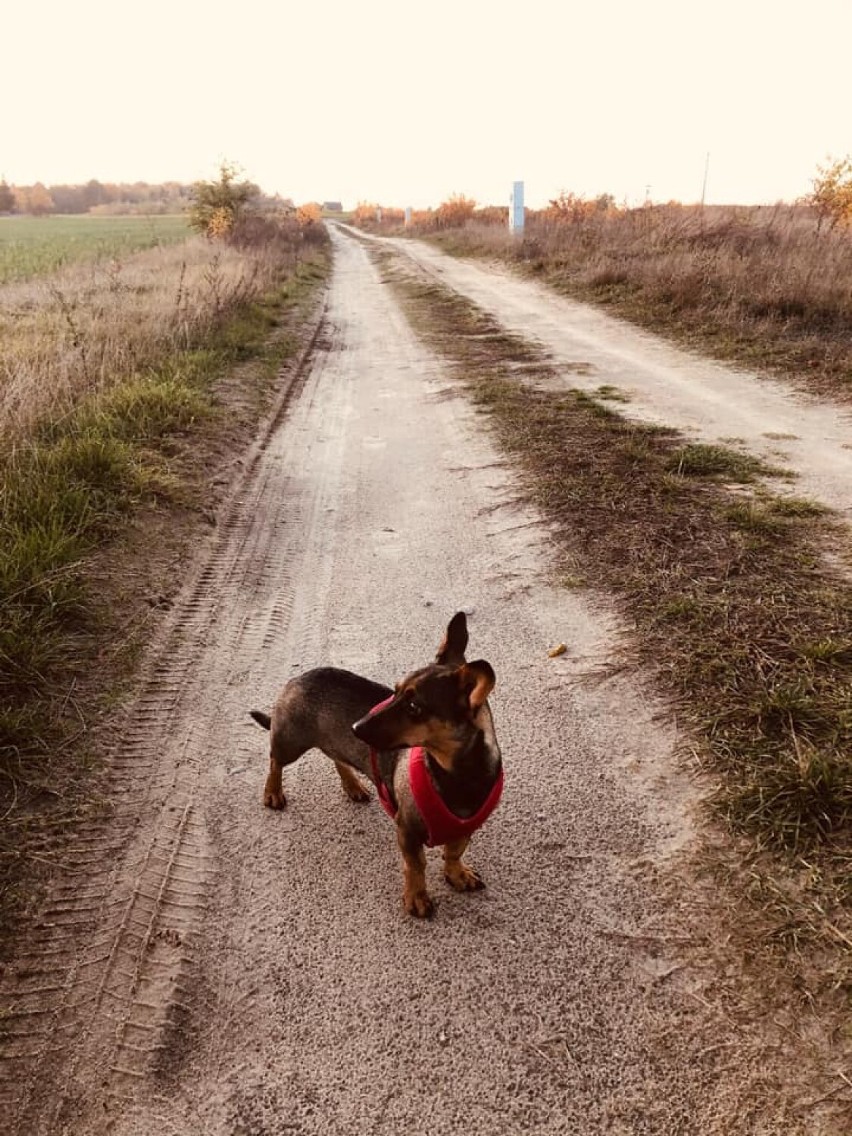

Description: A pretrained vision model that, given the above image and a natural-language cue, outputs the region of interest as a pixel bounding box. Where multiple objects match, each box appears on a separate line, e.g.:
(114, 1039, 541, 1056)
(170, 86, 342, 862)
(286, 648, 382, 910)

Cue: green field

(0, 214, 191, 284)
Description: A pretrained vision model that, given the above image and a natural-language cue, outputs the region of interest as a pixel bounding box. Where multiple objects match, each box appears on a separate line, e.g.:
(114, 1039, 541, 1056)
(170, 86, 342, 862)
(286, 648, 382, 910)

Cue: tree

(0, 179, 14, 213)
(29, 183, 55, 216)
(82, 179, 107, 210)
(188, 161, 259, 238)
(13, 183, 54, 216)
(808, 156, 852, 233)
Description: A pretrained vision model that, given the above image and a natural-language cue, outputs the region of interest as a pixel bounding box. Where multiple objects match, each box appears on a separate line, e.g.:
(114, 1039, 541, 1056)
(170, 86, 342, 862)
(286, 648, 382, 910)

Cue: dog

(250, 612, 502, 918)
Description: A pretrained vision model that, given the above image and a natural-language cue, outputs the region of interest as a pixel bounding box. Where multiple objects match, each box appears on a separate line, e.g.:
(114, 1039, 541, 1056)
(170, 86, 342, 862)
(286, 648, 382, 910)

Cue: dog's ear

(459, 660, 495, 713)
(436, 611, 469, 666)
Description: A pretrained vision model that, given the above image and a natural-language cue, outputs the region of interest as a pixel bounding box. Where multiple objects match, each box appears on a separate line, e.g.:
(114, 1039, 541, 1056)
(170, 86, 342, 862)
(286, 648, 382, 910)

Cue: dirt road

(391, 232, 852, 520)
(0, 226, 836, 1134)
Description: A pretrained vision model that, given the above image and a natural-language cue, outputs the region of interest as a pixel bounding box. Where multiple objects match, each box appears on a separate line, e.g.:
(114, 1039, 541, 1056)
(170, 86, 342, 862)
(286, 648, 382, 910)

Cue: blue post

(509, 181, 525, 233)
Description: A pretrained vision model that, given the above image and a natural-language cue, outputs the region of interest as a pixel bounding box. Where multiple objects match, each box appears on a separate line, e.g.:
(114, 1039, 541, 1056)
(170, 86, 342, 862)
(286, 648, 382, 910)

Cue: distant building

(323, 201, 343, 212)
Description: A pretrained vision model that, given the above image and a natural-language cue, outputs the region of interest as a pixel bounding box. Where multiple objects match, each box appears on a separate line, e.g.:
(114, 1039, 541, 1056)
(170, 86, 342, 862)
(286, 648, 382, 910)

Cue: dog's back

(256, 667, 392, 774)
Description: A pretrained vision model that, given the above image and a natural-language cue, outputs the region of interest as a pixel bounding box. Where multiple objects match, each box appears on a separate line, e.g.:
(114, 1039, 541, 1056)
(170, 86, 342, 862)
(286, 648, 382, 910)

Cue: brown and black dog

(250, 612, 502, 917)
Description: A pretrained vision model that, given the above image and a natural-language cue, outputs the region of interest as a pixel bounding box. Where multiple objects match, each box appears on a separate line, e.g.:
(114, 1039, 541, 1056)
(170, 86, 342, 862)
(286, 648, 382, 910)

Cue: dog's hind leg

(264, 751, 287, 810)
(263, 736, 371, 809)
(249, 710, 290, 810)
(263, 731, 307, 810)
(333, 761, 371, 803)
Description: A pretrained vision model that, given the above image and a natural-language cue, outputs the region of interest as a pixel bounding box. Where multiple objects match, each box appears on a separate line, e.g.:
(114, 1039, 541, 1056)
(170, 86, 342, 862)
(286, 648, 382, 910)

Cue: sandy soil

(0, 227, 842, 1134)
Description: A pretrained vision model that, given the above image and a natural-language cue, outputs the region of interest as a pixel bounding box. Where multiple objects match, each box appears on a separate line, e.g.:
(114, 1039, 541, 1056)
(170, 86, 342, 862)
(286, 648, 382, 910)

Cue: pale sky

(4, 0, 850, 209)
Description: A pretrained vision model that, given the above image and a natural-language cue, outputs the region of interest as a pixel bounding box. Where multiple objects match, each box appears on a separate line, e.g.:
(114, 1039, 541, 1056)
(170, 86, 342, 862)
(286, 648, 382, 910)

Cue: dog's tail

(250, 710, 271, 731)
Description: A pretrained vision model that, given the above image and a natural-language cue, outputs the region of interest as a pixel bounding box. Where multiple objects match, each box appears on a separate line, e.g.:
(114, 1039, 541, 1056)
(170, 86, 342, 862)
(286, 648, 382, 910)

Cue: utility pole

(700, 152, 710, 208)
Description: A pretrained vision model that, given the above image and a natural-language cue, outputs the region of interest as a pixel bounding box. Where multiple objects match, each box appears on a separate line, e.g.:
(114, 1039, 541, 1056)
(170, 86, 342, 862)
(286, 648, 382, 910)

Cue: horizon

(0, 174, 829, 214)
(6, 0, 851, 213)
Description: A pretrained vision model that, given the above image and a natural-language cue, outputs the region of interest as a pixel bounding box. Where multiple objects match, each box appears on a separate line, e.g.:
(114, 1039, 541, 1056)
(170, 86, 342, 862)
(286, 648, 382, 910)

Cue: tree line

(0, 179, 197, 216)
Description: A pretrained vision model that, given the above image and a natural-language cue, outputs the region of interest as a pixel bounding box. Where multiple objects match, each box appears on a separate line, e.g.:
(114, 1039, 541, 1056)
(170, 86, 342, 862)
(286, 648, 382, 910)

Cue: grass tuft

(665, 442, 772, 481)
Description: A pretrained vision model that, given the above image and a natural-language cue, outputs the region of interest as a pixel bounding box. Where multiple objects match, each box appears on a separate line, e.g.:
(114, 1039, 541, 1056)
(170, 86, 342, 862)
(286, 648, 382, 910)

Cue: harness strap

(365, 700, 503, 847)
(409, 747, 504, 847)
(370, 745, 399, 820)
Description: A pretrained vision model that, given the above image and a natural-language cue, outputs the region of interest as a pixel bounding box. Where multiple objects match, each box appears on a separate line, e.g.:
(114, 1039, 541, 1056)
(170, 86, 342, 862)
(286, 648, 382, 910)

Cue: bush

(188, 162, 259, 238)
(435, 194, 477, 229)
(807, 155, 852, 233)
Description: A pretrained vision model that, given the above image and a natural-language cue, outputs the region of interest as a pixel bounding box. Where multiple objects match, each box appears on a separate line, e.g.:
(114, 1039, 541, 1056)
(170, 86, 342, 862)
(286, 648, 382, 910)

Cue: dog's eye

(406, 700, 422, 720)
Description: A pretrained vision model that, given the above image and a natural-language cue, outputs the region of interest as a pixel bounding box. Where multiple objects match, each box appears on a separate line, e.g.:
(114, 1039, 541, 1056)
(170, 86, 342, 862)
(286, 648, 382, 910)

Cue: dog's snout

(352, 715, 370, 741)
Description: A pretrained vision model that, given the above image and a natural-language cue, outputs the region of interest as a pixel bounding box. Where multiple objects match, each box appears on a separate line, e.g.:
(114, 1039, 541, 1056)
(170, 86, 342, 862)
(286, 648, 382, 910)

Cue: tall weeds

(399, 204, 852, 398)
(0, 231, 306, 439)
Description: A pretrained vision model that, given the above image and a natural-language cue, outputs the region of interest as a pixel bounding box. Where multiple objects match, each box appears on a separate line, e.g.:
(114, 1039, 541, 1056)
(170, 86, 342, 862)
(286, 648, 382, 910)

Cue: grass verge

(0, 246, 329, 934)
(374, 247, 852, 1000)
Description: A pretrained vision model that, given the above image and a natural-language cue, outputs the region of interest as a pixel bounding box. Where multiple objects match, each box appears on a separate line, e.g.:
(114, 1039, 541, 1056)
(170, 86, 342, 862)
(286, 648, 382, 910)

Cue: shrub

(435, 194, 476, 229)
(188, 162, 259, 239)
(352, 202, 405, 231)
(807, 155, 852, 233)
(545, 191, 619, 223)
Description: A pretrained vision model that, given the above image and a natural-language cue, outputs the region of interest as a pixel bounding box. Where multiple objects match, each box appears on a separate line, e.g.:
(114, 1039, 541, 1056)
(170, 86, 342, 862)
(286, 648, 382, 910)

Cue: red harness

(367, 700, 504, 848)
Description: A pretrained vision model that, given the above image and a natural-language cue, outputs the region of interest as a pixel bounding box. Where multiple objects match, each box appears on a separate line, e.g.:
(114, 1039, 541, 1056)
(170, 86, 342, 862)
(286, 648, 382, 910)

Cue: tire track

(0, 297, 345, 1132)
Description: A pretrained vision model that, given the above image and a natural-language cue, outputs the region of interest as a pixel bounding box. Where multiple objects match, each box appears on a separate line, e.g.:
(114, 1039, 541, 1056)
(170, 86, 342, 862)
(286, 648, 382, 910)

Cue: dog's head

(352, 612, 495, 772)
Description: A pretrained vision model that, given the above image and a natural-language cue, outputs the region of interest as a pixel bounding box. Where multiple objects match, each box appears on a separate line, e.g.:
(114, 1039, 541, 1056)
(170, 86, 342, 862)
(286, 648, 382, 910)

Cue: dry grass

(387, 203, 852, 401)
(0, 235, 303, 440)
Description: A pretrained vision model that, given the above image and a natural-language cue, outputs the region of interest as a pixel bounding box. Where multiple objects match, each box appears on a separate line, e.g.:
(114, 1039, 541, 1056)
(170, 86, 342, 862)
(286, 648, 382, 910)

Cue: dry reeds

(403, 203, 852, 399)
(0, 232, 303, 443)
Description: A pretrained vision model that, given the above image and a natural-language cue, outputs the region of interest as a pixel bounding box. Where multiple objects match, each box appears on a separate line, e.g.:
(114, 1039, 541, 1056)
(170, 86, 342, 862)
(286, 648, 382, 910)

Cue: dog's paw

(334, 762, 372, 803)
(404, 889, 435, 919)
(263, 785, 287, 809)
(342, 780, 371, 803)
(444, 862, 485, 892)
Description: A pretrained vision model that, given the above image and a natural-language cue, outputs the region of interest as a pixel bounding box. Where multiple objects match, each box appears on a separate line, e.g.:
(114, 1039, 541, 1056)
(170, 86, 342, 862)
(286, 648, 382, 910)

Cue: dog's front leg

(397, 826, 433, 918)
(443, 838, 485, 892)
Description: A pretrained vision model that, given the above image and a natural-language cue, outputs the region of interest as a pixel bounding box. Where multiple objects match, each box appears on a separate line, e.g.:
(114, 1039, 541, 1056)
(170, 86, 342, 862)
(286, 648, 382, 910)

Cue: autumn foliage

(13, 183, 55, 216)
(188, 163, 259, 238)
(435, 194, 476, 229)
(4, 179, 194, 215)
(351, 196, 480, 234)
(545, 191, 618, 222)
(352, 192, 625, 236)
(807, 155, 852, 232)
(296, 202, 322, 224)
(352, 202, 405, 229)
